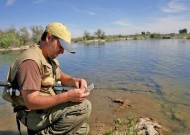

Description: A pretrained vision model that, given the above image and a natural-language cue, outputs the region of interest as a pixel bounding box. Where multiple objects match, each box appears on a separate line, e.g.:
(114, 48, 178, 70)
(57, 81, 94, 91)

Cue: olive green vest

(2, 44, 61, 106)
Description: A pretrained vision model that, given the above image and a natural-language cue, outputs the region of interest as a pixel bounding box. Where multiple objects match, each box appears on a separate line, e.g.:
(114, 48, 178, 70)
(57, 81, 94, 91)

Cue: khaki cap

(45, 22, 75, 53)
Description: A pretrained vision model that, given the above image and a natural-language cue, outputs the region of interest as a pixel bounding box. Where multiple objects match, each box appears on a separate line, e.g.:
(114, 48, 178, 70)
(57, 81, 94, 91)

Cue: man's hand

(65, 88, 90, 102)
(75, 78, 87, 90)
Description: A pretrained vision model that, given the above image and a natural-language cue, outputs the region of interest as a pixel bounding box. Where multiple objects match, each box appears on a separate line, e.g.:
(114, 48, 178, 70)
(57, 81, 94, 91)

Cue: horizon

(0, 0, 190, 38)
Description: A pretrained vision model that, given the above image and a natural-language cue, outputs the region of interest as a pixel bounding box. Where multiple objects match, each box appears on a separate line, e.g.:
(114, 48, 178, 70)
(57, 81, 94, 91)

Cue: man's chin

(53, 54, 59, 59)
(49, 55, 56, 59)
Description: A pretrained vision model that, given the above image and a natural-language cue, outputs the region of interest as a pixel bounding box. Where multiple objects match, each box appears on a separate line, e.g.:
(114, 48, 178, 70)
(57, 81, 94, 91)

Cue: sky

(0, 0, 190, 38)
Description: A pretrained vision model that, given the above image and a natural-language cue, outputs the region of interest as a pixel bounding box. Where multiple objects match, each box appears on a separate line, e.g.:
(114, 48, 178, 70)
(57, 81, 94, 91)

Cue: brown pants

(18, 99, 92, 135)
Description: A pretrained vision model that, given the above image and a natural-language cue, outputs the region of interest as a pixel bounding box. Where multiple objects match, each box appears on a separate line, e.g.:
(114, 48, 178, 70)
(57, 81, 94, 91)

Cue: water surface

(0, 39, 190, 134)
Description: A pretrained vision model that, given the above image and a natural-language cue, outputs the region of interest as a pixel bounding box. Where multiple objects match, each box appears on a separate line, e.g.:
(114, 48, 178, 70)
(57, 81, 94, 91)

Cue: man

(3, 22, 91, 134)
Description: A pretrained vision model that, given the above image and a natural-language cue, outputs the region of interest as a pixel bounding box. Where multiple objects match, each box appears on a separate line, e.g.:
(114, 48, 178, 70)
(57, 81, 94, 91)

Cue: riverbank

(72, 33, 190, 43)
(1, 37, 190, 52)
(0, 45, 30, 52)
(88, 89, 173, 135)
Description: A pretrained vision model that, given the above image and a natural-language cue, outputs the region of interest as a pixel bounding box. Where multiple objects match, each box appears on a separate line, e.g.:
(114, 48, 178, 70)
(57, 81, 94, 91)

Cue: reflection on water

(0, 39, 190, 134)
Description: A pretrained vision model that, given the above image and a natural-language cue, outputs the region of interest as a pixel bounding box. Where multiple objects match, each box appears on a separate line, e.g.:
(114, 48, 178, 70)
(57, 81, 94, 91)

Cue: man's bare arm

(21, 88, 90, 110)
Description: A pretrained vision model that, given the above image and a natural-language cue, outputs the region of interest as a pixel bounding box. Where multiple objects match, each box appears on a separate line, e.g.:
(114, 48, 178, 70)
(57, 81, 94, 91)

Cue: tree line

(0, 26, 190, 48)
(0, 26, 44, 48)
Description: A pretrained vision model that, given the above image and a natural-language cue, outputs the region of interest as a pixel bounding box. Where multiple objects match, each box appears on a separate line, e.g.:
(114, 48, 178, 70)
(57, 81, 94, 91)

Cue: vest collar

(33, 43, 51, 68)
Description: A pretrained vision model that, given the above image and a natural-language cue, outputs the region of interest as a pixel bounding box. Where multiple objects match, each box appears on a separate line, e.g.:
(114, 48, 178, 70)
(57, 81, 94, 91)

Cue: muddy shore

(88, 89, 172, 134)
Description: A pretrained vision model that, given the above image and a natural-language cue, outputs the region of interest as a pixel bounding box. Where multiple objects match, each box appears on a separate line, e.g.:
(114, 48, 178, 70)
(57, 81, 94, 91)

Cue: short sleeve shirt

(17, 60, 41, 91)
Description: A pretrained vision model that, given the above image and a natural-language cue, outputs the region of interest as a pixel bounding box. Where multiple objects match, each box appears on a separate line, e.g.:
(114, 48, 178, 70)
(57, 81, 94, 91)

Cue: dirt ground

(88, 89, 172, 135)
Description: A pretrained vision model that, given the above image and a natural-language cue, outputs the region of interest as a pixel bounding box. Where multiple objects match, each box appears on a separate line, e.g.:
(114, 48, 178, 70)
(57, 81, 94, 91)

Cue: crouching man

(2, 22, 91, 135)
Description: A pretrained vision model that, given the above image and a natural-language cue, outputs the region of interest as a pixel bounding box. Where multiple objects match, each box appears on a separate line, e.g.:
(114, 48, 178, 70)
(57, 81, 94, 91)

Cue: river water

(0, 39, 190, 134)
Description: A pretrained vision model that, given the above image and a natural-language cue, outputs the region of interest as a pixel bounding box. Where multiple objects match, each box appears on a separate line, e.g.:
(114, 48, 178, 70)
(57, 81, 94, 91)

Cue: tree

(83, 31, 91, 40)
(31, 26, 44, 43)
(94, 29, 105, 39)
(0, 32, 20, 48)
(146, 31, 151, 34)
(20, 27, 30, 45)
(179, 28, 187, 34)
(0, 27, 21, 48)
(150, 33, 161, 39)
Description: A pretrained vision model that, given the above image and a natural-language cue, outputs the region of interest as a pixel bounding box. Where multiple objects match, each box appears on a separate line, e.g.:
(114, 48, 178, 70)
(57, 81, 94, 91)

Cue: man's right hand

(65, 88, 90, 102)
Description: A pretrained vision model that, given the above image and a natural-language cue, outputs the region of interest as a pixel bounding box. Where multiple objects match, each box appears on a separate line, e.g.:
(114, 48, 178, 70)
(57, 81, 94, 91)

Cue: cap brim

(58, 39, 76, 53)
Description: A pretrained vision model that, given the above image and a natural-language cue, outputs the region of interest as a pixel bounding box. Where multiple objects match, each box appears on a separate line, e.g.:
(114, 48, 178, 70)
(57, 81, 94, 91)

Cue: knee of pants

(84, 99, 92, 118)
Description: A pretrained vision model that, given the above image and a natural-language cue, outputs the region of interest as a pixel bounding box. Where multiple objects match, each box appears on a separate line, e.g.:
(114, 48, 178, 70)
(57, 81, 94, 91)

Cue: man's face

(47, 36, 64, 59)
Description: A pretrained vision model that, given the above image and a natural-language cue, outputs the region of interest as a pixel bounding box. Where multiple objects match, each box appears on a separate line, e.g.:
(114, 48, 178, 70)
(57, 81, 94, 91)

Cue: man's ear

(46, 33, 52, 43)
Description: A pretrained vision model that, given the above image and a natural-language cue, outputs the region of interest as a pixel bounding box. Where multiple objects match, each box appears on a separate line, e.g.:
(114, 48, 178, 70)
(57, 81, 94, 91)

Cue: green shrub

(105, 114, 137, 135)
(0, 33, 20, 48)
